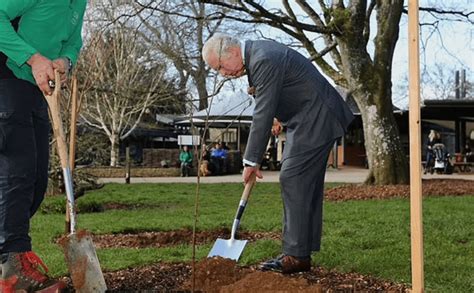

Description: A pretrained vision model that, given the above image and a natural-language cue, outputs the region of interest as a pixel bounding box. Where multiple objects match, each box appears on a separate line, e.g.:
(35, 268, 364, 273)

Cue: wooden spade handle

(240, 172, 256, 202)
(44, 71, 77, 234)
(44, 71, 69, 169)
(69, 77, 78, 170)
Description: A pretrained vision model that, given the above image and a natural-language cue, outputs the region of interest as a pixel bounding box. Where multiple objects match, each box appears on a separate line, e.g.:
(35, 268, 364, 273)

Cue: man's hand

(27, 53, 55, 95)
(242, 165, 263, 184)
(271, 118, 282, 136)
(52, 58, 69, 84)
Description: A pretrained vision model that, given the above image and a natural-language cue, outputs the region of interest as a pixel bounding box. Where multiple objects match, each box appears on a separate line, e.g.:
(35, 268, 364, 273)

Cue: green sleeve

(59, 2, 86, 66)
(0, 0, 38, 66)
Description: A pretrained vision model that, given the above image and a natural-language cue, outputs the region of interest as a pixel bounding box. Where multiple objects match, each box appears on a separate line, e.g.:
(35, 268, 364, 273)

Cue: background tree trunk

(110, 135, 118, 167)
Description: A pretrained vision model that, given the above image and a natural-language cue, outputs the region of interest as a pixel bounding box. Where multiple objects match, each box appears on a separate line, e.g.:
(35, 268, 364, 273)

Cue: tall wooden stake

(66, 76, 79, 233)
(69, 77, 79, 171)
(408, 1, 424, 292)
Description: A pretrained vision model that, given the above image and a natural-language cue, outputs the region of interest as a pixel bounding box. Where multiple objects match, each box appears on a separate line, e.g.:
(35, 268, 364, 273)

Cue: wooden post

(408, 1, 424, 292)
(125, 146, 131, 184)
(69, 77, 78, 171)
(66, 76, 79, 233)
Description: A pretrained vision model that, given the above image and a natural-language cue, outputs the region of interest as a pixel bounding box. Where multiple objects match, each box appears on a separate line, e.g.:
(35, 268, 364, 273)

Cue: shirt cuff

(243, 159, 257, 167)
(15, 48, 38, 67)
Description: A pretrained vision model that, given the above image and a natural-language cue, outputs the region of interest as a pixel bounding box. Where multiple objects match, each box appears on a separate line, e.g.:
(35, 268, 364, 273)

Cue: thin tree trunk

(195, 69, 209, 111)
(110, 135, 119, 167)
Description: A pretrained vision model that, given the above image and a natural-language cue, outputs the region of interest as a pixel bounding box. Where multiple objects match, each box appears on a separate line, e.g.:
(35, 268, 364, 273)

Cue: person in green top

(0, 1, 87, 291)
(179, 145, 193, 177)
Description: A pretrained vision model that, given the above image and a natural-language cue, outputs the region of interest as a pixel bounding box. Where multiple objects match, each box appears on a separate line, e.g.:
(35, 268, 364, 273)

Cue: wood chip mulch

(325, 179, 473, 201)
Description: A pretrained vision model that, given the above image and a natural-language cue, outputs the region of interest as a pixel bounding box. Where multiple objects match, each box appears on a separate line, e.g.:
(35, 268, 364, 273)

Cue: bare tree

(126, 0, 222, 111)
(201, 0, 473, 184)
(76, 28, 179, 166)
(105, 0, 256, 112)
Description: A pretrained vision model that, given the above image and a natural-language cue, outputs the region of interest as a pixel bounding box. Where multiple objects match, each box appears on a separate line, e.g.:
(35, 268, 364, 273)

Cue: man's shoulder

(248, 40, 289, 64)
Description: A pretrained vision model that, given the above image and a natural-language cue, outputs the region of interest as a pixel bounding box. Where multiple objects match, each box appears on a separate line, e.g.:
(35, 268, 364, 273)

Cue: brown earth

(92, 228, 280, 249)
(63, 257, 408, 292)
(325, 179, 474, 201)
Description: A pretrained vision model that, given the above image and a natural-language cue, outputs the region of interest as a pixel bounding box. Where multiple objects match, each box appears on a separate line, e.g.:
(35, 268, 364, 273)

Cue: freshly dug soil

(325, 179, 474, 201)
(78, 257, 408, 292)
(92, 228, 279, 249)
(181, 257, 251, 292)
(102, 262, 191, 292)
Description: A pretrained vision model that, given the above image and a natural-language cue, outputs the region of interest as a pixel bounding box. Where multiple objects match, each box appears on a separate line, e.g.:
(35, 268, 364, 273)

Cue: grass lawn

(33, 182, 473, 292)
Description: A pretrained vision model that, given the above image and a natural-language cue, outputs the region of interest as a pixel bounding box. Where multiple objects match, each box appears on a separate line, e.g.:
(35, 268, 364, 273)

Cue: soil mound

(182, 257, 250, 292)
(220, 271, 317, 292)
(61, 259, 409, 292)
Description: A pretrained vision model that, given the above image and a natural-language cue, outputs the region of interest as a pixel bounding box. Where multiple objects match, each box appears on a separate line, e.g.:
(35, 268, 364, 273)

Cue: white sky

(227, 0, 474, 109)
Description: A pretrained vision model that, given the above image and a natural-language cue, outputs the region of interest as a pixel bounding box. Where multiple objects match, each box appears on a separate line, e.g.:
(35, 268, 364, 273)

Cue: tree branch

(403, 6, 474, 24)
(363, 0, 376, 46)
(200, 0, 336, 34)
(296, 0, 343, 69)
(373, 0, 403, 70)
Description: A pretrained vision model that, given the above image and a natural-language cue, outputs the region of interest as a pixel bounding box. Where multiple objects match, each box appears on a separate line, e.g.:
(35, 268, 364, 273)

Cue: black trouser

(0, 79, 50, 253)
(180, 162, 191, 176)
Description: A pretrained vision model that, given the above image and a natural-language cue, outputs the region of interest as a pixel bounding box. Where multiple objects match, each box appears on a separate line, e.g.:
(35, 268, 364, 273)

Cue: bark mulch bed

(92, 228, 280, 249)
(66, 257, 408, 292)
(325, 179, 474, 201)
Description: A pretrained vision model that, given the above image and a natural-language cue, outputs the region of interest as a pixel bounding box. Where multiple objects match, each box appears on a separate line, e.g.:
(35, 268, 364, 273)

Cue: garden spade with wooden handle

(44, 71, 107, 292)
(208, 172, 256, 261)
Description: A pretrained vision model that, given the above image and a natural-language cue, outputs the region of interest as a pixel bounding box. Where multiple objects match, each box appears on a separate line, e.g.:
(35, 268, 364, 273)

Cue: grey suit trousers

(279, 140, 335, 257)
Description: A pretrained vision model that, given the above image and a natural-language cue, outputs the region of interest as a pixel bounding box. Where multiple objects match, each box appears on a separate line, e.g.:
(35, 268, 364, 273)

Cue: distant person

(272, 118, 283, 136)
(200, 145, 212, 176)
(202, 34, 354, 274)
(424, 130, 442, 174)
(211, 142, 227, 175)
(221, 141, 230, 150)
(463, 143, 473, 162)
(179, 146, 193, 177)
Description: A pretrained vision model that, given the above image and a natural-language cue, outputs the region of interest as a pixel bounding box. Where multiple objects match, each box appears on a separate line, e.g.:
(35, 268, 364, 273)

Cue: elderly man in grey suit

(202, 33, 354, 274)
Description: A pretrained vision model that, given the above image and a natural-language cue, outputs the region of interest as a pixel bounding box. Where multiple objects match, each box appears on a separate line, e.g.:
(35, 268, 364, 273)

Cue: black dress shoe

(259, 254, 311, 274)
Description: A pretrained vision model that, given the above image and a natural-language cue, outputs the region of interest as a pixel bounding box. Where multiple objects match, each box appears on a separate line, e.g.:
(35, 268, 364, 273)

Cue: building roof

(175, 91, 254, 127)
(192, 90, 254, 119)
(422, 98, 474, 121)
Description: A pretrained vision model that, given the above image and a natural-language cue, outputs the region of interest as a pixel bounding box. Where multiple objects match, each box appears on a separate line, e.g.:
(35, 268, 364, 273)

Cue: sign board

(178, 135, 201, 146)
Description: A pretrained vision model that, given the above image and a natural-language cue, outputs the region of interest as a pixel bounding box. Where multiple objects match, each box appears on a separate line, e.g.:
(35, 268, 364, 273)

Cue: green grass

(32, 182, 473, 292)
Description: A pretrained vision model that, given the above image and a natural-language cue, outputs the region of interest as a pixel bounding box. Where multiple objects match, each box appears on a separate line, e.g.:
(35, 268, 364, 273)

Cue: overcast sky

(228, 1, 474, 108)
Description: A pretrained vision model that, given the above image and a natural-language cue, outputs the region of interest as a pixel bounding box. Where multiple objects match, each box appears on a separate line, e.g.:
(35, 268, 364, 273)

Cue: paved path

(98, 167, 473, 184)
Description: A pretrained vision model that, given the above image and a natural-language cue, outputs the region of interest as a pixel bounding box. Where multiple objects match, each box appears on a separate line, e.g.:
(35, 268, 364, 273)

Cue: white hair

(202, 33, 241, 64)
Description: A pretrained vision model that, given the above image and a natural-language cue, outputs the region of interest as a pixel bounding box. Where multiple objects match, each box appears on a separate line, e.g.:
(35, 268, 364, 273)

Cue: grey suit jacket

(243, 40, 354, 164)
